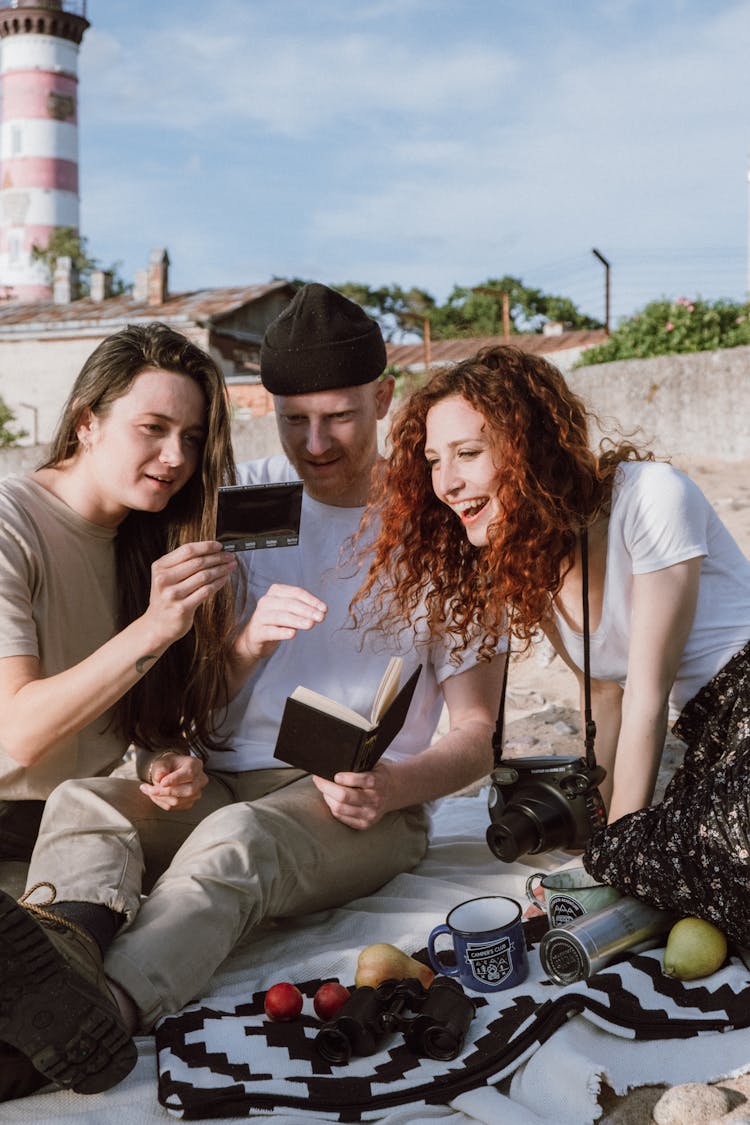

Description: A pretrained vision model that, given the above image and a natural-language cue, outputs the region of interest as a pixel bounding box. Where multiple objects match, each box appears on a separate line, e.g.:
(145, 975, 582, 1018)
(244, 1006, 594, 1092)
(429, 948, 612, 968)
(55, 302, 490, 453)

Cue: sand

(499, 457, 750, 1123)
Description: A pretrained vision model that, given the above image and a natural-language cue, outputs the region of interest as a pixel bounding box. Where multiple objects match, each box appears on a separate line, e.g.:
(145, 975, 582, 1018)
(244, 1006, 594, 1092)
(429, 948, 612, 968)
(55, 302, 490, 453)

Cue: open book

(273, 657, 422, 780)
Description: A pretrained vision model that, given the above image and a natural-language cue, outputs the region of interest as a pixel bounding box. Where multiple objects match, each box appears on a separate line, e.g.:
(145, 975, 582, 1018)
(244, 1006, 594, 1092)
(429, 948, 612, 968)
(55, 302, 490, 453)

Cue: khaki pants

(26, 764, 429, 1031)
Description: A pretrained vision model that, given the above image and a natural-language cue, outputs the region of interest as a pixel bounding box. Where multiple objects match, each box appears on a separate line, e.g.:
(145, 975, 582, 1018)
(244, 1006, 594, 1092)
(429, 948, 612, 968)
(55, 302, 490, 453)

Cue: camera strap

(580, 527, 597, 770)
(492, 528, 597, 769)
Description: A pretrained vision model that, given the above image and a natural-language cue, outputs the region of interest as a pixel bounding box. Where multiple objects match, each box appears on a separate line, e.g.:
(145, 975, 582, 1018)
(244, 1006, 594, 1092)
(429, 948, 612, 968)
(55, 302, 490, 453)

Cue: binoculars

(315, 975, 475, 1065)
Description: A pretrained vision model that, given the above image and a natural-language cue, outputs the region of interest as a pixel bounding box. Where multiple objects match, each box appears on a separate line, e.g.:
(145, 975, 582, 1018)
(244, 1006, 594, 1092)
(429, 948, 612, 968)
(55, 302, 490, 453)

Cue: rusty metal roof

(0, 280, 295, 337)
(386, 328, 609, 368)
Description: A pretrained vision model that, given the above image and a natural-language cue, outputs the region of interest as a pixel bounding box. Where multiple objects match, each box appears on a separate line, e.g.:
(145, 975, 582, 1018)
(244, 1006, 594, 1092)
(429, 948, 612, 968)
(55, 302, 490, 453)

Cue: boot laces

(19, 882, 93, 946)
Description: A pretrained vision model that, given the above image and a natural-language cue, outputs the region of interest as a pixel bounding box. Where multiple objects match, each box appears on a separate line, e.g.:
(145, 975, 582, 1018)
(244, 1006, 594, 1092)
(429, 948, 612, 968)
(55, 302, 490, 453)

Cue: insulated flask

(539, 895, 675, 984)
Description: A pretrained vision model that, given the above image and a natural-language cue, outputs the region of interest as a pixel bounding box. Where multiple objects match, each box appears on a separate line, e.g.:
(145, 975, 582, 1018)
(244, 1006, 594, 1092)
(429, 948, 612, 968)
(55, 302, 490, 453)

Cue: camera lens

(486, 808, 540, 862)
(487, 793, 572, 862)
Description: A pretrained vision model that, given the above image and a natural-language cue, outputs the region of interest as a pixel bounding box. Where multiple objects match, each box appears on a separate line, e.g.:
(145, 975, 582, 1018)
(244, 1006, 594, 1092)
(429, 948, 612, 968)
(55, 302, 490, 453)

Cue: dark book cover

(273, 665, 422, 780)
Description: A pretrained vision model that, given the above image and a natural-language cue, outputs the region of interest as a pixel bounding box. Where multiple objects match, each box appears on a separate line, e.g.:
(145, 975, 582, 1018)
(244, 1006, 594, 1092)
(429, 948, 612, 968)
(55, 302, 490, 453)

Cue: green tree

(335, 282, 435, 341)
(289, 276, 599, 341)
(0, 398, 28, 447)
(426, 276, 602, 339)
(31, 228, 129, 297)
(576, 296, 750, 365)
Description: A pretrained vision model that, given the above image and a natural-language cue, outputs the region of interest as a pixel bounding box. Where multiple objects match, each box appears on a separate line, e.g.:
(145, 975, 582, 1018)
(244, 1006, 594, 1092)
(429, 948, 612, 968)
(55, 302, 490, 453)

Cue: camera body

(486, 755, 607, 863)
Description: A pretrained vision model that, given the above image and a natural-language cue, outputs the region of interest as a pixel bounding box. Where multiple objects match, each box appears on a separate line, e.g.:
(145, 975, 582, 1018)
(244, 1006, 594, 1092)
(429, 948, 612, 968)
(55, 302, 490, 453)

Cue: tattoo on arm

(135, 654, 157, 675)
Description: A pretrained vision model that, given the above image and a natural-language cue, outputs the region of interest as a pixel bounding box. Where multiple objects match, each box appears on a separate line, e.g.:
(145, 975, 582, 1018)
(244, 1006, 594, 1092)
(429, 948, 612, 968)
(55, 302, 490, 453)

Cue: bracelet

(147, 752, 172, 786)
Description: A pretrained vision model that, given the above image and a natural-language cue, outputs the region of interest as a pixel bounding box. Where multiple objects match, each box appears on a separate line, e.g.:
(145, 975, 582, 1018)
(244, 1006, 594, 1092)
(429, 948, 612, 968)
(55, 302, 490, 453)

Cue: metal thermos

(540, 895, 675, 984)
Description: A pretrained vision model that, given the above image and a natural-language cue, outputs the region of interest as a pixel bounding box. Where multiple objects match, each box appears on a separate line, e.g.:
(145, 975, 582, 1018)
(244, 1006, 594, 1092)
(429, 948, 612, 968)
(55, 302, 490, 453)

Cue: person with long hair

(0, 322, 238, 1096)
(355, 343, 750, 939)
(0, 321, 238, 847)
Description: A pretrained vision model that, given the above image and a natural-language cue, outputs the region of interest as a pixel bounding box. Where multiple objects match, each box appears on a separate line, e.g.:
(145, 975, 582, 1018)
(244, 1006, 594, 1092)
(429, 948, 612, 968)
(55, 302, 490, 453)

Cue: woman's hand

(311, 760, 397, 830)
(0, 543, 237, 768)
(144, 541, 237, 648)
(138, 751, 208, 811)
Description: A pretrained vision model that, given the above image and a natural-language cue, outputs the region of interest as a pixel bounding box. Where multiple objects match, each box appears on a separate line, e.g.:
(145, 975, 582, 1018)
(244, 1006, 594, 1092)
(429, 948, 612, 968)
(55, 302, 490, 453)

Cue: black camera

(315, 977, 475, 1065)
(486, 755, 607, 863)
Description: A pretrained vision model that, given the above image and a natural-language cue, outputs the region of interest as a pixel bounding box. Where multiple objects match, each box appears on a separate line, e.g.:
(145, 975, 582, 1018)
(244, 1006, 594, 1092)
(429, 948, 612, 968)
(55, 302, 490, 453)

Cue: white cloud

(307, 0, 750, 275)
(81, 17, 517, 138)
(76, 0, 750, 317)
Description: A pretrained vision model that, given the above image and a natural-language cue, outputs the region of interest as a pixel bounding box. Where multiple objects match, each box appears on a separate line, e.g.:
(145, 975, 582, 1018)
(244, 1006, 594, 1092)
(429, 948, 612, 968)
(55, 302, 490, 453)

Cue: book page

(289, 686, 372, 730)
(370, 656, 403, 725)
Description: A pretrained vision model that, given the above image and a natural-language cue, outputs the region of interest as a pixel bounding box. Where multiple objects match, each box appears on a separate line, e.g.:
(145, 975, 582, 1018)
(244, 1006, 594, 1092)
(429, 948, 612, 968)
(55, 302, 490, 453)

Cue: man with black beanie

(1, 285, 503, 1099)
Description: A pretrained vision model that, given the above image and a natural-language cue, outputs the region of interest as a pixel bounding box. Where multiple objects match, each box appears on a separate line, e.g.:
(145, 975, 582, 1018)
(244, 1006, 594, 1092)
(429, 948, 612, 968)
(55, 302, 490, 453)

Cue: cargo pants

(24, 764, 429, 1031)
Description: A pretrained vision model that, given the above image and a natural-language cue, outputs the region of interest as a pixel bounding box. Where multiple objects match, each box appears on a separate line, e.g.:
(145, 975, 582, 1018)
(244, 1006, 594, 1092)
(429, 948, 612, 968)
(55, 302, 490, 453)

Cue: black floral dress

(584, 640, 750, 946)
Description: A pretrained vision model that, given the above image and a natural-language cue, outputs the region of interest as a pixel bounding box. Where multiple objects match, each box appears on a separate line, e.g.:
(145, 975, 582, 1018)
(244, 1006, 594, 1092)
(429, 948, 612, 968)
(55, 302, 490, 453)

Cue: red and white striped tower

(0, 1, 89, 302)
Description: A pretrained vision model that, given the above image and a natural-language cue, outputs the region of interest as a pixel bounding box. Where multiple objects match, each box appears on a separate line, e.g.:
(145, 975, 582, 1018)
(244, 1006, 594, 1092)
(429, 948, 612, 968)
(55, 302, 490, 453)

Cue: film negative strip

(216, 480, 303, 551)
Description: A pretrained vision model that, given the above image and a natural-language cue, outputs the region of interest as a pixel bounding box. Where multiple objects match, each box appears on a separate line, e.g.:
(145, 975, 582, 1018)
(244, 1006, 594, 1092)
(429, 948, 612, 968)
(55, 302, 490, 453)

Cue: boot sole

(0, 892, 137, 1095)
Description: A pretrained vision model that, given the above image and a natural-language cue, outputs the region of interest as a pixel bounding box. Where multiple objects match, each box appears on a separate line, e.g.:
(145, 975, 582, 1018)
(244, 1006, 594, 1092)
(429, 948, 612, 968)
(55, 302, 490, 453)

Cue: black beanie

(260, 283, 387, 394)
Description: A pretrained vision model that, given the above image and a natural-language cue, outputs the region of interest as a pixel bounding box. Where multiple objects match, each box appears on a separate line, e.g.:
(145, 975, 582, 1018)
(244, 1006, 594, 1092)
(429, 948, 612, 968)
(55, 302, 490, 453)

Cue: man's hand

(236, 583, 327, 664)
(311, 760, 397, 830)
(139, 752, 208, 811)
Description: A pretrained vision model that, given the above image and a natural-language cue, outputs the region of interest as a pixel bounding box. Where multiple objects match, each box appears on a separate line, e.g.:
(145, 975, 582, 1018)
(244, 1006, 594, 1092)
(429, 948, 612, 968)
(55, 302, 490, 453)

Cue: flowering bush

(577, 296, 750, 365)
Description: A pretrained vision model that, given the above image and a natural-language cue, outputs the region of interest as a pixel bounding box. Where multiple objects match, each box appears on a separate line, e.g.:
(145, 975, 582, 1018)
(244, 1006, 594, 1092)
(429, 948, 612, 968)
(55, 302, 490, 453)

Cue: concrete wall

(231, 411, 284, 462)
(0, 336, 111, 447)
(230, 346, 750, 466)
(0, 328, 211, 447)
(1, 344, 748, 479)
(0, 324, 260, 448)
(565, 345, 750, 462)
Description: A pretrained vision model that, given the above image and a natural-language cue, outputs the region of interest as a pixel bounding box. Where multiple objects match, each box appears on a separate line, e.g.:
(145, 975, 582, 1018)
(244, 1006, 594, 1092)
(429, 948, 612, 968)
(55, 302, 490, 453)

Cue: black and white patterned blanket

(156, 922, 750, 1122)
(10, 792, 750, 1125)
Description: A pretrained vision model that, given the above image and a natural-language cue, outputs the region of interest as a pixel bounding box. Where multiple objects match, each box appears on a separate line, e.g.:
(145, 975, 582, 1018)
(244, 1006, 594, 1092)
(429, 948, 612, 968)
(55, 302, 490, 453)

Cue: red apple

(264, 982, 303, 1021)
(313, 981, 351, 1021)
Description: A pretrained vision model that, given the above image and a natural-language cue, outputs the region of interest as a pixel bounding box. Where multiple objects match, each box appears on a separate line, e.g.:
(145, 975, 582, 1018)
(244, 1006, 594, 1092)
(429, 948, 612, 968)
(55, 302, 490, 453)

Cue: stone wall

(1, 345, 748, 479)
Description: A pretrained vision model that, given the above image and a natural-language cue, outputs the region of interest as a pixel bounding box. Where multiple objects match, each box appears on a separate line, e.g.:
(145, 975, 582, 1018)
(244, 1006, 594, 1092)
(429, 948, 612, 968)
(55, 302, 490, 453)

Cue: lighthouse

(0, 1, 89, 302)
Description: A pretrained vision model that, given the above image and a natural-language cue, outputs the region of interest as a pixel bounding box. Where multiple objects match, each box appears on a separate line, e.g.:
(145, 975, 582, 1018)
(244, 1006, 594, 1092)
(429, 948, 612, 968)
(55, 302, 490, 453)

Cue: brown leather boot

(0, 884, 137, 1100)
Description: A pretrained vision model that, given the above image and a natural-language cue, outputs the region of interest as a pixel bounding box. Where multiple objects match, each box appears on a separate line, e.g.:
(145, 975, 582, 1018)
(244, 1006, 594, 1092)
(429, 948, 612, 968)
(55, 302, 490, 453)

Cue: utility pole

(472, 286, 511, 339)
(399, 311, 432, 370)
(423, 316, 431, 369)
(591, 248, 611, 334)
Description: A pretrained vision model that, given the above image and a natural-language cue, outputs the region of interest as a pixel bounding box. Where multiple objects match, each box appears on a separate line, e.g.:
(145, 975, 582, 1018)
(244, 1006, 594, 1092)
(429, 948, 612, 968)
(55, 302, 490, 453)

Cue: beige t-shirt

(0, 475, 127, 798)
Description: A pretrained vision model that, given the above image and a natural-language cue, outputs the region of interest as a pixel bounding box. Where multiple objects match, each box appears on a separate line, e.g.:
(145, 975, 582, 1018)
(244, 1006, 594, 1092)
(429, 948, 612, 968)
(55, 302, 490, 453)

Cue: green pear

(355, 942, 435, 989)
(663, 917, 728, 981)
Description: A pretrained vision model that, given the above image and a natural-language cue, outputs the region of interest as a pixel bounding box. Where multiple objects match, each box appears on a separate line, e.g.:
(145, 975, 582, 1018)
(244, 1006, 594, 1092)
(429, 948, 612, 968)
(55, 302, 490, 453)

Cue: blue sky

(78, 0, 750, 330)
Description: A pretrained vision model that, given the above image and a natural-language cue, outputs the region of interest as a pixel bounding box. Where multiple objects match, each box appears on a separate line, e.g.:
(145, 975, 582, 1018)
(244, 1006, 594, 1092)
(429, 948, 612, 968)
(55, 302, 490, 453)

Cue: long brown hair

(43, 322, 237, 753)
(353, 345, 651, 657)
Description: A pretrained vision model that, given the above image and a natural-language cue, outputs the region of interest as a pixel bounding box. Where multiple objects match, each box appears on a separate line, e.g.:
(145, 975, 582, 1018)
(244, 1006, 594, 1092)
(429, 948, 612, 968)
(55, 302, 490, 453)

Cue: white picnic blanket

(3, 788, 750, 1125)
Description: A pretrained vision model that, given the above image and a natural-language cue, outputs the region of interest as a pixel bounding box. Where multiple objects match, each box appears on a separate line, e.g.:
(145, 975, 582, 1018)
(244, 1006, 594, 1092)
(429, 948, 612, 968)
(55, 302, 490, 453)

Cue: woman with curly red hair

(356, 344, 750, 942)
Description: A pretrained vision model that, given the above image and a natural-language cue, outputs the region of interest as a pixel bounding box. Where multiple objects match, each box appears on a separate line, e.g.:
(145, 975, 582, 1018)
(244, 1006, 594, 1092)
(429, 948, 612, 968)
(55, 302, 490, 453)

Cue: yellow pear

(355, 942, 435, 989)
(663, 917, 728, 981)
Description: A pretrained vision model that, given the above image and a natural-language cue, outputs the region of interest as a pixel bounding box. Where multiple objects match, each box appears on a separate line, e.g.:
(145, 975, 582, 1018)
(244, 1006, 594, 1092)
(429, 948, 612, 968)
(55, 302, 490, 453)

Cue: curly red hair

(353, 345, 651, 658)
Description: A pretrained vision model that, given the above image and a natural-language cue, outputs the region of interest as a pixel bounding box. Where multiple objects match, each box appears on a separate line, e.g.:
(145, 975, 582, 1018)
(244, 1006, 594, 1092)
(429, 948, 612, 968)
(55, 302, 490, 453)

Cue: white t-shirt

(553, 460, 750, 719)
(210, 455, 487, 772)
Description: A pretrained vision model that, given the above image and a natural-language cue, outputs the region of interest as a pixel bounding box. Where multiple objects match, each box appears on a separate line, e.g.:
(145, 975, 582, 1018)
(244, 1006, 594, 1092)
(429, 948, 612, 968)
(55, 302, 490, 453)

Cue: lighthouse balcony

(0, 3, 87, 15)
(0, 3, 89, 45)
